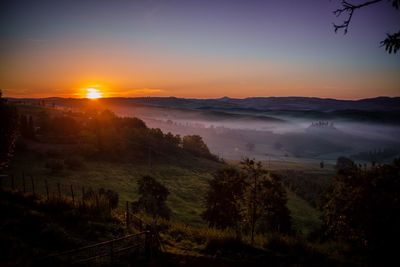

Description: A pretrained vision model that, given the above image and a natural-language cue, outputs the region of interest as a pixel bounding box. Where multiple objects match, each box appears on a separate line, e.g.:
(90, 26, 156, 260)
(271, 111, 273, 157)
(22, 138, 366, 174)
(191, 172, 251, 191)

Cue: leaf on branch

(380, 31, 400, 54)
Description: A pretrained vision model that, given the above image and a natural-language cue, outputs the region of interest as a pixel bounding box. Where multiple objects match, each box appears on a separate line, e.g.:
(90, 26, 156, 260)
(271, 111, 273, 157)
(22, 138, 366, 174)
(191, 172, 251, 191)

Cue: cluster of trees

(202, 158, 291, 244)
(323, 156, 400, 263)
(18, 109, 218, 163)
(20, 114, 36, 139)
(352, 148, 398, 163)
(131, 159, 292, 246)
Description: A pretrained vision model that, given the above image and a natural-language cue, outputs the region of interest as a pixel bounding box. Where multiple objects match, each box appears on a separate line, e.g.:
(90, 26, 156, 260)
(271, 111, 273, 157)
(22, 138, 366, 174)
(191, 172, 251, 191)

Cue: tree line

(10, 105, 219, 164)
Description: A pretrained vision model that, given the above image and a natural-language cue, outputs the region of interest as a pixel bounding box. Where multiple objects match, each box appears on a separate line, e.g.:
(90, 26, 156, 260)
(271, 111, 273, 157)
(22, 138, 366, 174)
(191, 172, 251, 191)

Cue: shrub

(64, 157, 85, 170)
(98, 188, 119, 209)
(45, 159, 64, 172)
(264, 234, 312, 257)
(45, 149, 63, 159)
(204, 236, 263, 257)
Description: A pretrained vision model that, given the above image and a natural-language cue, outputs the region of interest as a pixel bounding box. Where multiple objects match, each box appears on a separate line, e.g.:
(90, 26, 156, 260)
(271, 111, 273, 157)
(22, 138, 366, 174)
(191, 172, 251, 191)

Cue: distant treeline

(351, 148, 399, 163)
(17, 108, 220, 163)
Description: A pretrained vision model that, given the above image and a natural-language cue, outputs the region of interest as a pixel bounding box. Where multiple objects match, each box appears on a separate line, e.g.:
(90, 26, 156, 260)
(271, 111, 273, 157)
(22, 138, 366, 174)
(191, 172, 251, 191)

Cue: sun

(86, 88, 103, 99)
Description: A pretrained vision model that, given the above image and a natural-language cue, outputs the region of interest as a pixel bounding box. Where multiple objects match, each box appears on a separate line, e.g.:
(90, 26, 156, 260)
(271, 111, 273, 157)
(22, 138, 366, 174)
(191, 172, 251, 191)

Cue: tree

(182, 135, 213, 158)
(202, 158, 292, 244)
(50, 116, 80, 136)
(202, 167, 245, 229)
(335, 156, 357, 175)
(240, 158, 291, 243)
(0, 90, 18, 171)
(323, 157, 400, 263)
(240, 158, 267, 244)
(333, 0, 400, 54)
(132, 175, 171, 219)
(259, 174, 292, 234)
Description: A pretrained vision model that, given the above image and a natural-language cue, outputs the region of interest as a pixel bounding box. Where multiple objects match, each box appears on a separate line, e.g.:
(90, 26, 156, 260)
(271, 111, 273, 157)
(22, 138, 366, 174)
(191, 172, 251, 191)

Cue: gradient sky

(1, 0, 399, 99)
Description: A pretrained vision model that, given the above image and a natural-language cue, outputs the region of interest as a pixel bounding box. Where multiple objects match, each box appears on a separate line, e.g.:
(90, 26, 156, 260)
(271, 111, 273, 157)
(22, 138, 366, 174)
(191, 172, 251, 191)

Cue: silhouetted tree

(51, 116, 80, 136)
(333, 0, 400, 54)
(202, 167, 245, 229)
(258, 174, 292, 234)
(0, 90, 18, 171)
(27, 116, 35, 139)
(183, 135, 213, 158)
(240, 158, 267, 244)
(240, 158, 291, 243)
(323, 157, 400, 264)
(19, 114, 36, 140)
(335, 156, 357, 175)
(132, 175, 171, 219)
(203, 158, 292, 243)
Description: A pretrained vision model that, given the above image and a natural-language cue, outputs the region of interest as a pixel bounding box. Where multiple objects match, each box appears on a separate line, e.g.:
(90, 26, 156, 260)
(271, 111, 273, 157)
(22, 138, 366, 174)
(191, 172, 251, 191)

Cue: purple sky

(1, 0, 399, 99)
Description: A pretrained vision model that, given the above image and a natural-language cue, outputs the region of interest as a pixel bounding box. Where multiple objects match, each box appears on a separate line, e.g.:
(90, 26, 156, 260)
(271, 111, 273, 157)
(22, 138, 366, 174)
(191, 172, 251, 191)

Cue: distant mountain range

(8, 96, 400, 124)
(9, 96, 400, 112)
(121, 96, 400, 112)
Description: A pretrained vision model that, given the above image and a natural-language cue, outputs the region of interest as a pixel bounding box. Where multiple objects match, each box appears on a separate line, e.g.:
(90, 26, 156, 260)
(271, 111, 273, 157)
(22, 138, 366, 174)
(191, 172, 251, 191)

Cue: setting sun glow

(86, 88, 102, 99)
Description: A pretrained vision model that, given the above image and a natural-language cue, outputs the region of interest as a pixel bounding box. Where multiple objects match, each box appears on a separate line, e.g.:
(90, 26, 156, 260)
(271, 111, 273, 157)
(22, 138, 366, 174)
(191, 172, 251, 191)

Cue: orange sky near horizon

(1, 0, 399, 100)
(2, 51, 399, 100)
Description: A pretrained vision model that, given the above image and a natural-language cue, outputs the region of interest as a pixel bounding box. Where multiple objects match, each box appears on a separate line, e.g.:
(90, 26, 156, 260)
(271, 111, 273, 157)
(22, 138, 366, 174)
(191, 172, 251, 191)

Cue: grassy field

(4, 138, 326, 236)
(5, 148, 218, 225)
(286, 190, 322, 236)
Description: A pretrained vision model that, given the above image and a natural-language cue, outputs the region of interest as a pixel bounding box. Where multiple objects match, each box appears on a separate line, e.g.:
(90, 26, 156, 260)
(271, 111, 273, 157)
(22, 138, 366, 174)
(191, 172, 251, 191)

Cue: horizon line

(4, 95, 399, 102)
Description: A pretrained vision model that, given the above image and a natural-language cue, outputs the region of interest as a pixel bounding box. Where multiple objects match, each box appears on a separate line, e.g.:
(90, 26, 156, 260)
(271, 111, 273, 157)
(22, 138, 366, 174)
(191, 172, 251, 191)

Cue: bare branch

(333, 0, 383, 34)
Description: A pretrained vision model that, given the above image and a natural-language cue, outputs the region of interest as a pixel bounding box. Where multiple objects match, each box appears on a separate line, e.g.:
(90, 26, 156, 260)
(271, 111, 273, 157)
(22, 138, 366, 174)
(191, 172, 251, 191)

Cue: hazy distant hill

(9, 96, 400, 111)
(8, 96, 400, 124)
(122, 96, 400, 112)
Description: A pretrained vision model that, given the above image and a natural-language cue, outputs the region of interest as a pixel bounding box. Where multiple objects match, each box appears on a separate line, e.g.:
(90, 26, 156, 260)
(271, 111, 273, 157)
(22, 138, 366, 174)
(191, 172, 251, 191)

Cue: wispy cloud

(109, 88, 165, 97)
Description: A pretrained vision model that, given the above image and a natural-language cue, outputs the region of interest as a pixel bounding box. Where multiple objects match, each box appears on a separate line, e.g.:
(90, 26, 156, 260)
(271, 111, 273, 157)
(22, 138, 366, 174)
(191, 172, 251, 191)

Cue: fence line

(0, 174, 152, 229)
(0, 174, 113, 209)
(0, 173, 159, 265)
(38, 231, 149, 265)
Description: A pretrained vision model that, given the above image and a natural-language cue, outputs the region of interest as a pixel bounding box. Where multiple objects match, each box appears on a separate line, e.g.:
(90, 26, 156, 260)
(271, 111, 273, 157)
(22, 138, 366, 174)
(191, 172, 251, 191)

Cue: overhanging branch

(333, 0, 383, 34)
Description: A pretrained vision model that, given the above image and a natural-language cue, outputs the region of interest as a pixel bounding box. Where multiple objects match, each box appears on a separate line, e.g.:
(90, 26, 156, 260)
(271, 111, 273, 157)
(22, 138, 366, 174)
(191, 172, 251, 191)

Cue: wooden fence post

(109, 241, 114, 264)
(57, 183, 61, 199)
(22, 173, 26, 193)
(82, 186, 85, 207)
(126, 201, 130, 227)
(45, 179, 49, 200)
(95, 194, 99, 210)
(11, 174, 15, 190)
(70, 185, 75, 205)
(31, 175, 35, 195)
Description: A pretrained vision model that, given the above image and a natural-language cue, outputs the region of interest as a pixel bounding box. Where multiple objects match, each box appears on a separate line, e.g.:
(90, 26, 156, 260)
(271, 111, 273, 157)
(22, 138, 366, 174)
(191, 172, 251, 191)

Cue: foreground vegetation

(1, 97, 399, 266)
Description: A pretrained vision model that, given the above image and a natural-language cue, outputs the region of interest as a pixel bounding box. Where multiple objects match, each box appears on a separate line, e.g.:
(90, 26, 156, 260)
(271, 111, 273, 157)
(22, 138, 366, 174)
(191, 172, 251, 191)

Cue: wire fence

(38, 231, 149, 266)
(0, 173, 162, 265)
(0, 173, 111, 208)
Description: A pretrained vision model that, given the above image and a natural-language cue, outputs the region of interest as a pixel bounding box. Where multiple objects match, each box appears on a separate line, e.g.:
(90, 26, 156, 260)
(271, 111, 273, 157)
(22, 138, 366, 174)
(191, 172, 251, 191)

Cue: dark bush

(45, 149, 63, 159)
(204, 237, 258, 256)
(45, 159, 64, 172)
(98, 188, 119, 209)
(264, 234, 312, 256)
(64, 157, 85, 170)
